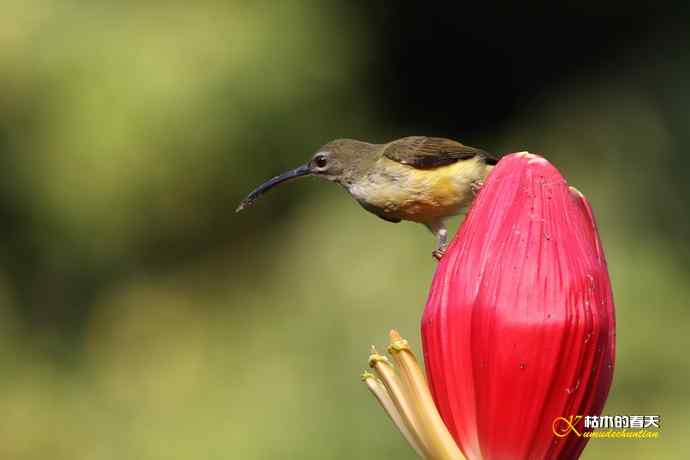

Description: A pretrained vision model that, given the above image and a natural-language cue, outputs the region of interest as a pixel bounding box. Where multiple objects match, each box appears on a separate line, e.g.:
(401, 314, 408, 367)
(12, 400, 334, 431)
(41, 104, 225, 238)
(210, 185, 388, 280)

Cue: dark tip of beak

(236, 163, 311, 212)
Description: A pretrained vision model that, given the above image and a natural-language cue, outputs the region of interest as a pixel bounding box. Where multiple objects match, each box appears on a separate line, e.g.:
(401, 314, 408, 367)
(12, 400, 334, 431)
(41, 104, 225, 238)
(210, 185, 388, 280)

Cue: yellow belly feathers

(349, 157, 487, 223)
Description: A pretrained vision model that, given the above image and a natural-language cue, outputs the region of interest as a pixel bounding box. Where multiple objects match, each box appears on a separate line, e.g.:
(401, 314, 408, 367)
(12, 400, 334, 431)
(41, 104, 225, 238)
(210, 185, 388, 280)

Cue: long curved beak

(236, 163, 311, 212)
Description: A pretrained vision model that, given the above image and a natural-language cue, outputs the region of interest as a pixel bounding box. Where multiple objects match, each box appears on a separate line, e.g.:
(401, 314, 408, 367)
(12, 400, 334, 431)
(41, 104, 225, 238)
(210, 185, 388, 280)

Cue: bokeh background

(0, 2, 688, 459)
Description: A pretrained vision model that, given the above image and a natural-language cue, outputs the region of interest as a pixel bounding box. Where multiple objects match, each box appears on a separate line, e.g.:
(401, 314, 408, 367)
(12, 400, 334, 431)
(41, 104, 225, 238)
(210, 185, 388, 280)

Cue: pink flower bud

(422, 152, 615, 459)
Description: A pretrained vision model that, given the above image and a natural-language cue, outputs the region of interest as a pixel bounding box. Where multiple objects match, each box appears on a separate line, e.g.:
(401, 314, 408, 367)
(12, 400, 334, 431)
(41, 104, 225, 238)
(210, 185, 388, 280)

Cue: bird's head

(236, 139, 375, 212)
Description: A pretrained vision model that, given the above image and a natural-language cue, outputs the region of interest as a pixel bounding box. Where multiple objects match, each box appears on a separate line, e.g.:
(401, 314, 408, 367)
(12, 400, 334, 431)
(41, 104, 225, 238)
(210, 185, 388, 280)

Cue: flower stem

(387, 330, 465, 460)
(369, 349, 432, 457)
(362, 371, 427, 459)
(363, 333, 466, 460)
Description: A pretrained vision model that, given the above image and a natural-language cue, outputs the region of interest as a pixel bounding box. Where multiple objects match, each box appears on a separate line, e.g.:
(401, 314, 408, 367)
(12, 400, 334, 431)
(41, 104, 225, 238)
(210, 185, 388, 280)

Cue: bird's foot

(432, 245, 448, 261)
(471, 180, 484, 196)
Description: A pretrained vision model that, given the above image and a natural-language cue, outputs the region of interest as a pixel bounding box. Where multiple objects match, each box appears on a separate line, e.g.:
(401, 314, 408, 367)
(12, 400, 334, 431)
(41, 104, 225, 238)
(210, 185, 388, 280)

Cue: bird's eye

(314, 155, 328, 168)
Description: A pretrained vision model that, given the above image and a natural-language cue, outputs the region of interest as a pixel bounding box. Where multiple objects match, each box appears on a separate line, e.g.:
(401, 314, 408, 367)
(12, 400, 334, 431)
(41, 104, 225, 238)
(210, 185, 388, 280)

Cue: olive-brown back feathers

(383, 136, 497, 169)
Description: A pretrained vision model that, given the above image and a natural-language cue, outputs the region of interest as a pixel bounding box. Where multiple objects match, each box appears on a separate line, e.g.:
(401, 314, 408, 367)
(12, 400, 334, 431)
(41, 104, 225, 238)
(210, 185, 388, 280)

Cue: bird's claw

(432, 246, 448, 261)
(471, 180, 484, 196)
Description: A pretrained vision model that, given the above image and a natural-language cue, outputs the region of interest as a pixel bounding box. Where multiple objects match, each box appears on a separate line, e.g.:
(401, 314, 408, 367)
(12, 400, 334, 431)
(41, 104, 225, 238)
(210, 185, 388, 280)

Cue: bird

(236, 136, 498, 259)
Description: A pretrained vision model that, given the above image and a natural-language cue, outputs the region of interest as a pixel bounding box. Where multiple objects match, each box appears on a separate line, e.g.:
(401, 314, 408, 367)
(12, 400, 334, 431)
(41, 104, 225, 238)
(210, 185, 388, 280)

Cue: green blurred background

(0, 2, 688, 459)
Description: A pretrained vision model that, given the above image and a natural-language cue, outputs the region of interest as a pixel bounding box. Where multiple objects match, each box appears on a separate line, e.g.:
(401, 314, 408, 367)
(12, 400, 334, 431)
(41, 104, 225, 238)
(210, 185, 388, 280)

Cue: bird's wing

(382, 136, 497, 169)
